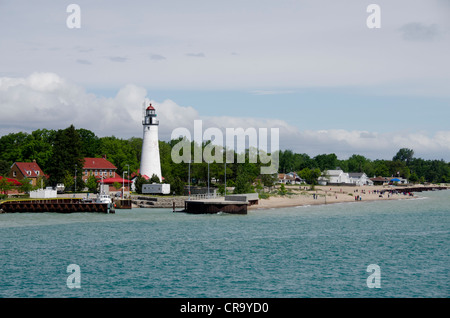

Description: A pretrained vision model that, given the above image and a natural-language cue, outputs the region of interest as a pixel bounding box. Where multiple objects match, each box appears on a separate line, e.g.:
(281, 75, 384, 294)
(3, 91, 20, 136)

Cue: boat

(96, 193, 112, 204)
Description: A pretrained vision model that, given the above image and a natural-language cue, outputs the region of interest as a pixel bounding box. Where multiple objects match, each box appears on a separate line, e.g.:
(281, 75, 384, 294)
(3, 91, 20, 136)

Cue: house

(8, 160, 45, 186)
(319, 169, 351, 185)
(348, 173, 374, 186)
(278, 172, 304, 184)
(370, 176, 390, 185)
(82, 156, 118, 183)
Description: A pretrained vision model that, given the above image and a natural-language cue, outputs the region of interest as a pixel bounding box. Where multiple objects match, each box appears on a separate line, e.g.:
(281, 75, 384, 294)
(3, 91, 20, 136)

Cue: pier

(0, 198, 114, 214)
(184, 199, 248, 214)
(182, 193, 259, 215)
(392, 186, 449, 194)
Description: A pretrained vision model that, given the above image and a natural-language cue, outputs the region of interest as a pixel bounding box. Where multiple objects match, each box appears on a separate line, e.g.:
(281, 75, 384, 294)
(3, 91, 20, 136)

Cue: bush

(259, 192, 270, 199)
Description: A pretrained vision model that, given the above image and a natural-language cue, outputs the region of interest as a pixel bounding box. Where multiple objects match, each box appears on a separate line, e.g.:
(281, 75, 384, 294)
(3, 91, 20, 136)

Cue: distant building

(278, 172, 304, 184)
(348, 173, 374, 186)
(82, 156, 117, 183)
(319, 169, 351, 185)
(370, 176, 390, 185)
(9, 160, 44, 186)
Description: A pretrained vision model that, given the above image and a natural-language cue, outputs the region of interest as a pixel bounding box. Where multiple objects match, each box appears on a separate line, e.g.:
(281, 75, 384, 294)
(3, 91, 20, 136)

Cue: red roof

(98, 177, 132, 184)
(146, 103, 155, 110)
(83, 158, 117, 170)
(0, 176, 21, 185)
(13, 162, 44, 178)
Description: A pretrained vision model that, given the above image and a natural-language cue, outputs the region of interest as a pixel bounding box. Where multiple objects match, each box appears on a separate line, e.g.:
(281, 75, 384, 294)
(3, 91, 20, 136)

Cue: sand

(248, 185, 423, 210)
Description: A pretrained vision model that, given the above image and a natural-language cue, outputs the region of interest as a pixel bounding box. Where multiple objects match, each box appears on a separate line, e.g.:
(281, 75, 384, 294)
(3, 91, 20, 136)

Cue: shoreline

(248, 184, 448, 211)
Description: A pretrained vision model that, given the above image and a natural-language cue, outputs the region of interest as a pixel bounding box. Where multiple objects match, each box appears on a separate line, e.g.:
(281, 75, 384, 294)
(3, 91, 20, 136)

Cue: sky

(1, 0, 450, 161)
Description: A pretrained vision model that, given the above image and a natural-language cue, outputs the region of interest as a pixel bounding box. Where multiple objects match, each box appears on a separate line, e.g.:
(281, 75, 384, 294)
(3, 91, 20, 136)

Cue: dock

(393, 186, 448, 193)
(114, 199, 132, 209)
(0, 198, 115, 214)
(182, 193, 259, 215)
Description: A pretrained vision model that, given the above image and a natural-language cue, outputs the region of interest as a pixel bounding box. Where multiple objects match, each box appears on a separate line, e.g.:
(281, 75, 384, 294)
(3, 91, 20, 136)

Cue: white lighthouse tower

(140, 103, 162, 181)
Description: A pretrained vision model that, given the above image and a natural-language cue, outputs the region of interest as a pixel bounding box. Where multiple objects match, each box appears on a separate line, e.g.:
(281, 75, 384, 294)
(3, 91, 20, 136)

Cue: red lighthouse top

(146, 103, 155, 110)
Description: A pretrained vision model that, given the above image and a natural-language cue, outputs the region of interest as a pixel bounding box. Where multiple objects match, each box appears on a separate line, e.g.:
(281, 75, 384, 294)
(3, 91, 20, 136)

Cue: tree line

(0, 126, 449, 195)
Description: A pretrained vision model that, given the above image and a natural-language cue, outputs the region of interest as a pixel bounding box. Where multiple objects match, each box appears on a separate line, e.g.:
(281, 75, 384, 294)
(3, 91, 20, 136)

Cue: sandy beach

(249, 184, 447, 210)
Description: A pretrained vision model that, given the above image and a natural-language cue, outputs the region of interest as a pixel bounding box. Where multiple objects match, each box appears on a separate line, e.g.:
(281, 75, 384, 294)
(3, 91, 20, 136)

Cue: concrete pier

(184, 198, 248, 214)
(0, 198, 114, 213)
(182, 194, 259, 214)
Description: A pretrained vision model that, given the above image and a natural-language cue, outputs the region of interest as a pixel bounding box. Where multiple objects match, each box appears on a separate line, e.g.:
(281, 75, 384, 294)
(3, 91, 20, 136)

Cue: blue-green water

(1, 191, 448, 298)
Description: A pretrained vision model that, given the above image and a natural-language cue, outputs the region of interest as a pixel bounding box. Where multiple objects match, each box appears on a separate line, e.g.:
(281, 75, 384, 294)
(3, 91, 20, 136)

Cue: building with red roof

(9, 160, 45, 186)
(82, 156, 118, 183)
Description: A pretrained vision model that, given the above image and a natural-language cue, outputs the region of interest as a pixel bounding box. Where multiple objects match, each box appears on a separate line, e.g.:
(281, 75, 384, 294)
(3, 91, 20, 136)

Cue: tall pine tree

(48, 125, 84, 188)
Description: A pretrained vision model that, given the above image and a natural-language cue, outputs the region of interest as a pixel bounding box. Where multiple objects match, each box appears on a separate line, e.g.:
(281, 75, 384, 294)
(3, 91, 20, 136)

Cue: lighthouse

(140, 103, 162, 181)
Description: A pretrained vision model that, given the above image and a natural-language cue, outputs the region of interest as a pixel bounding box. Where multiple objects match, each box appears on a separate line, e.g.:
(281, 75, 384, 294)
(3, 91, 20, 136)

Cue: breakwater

(394, 186, 448, 193)
(0, 198, 113, 213)
(132, 196, 187, 208)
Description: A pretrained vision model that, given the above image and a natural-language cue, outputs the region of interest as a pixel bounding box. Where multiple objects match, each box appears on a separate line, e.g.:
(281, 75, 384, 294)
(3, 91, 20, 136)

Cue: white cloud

(1, 72, 449, 161)
(399, 23, 440, 42)
(1, 1, 449, 93)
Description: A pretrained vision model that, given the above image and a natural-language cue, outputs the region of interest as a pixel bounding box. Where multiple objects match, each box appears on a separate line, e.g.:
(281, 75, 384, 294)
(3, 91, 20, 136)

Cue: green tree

(134, 175, 147, 194)
(47, 125, 83, 186)
(278, 183, 287, 196)
(298, 167, 321, 185)
(77, 128, 100, 157)
(347, 154, 369, 172)
(313, 154, 338, 171)
(0, 177, 14, 195)
(261, 173, 277, 188)
(63, 171, 74, 191)
(170, 176, 185, 195)
(393, 148, 415, 164)
(150, 174, 160, 183)
(18, 178, 34, 194)
(0, 160, 10, 176)
(86, 175, 99, 193)
(409, 172, 419, 184)
(233, 166, 254, 194)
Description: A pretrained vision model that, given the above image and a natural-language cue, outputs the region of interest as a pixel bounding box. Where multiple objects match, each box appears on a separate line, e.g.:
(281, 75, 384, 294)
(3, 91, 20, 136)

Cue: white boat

(96, 193, 112, 204)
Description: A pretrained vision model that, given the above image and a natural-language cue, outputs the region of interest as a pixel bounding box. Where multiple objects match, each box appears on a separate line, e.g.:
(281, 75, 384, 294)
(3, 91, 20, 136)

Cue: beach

(249, 184, 447, 210)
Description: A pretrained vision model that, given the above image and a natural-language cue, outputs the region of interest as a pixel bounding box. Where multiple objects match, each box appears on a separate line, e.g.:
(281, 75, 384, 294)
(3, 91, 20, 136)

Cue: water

(0, 191, 448, 298)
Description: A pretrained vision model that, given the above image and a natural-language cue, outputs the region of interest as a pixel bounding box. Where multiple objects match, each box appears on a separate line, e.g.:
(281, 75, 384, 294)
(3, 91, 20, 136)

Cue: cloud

(109, 56, 128, 63)
(1, 73, 449, 161)
(186, 53, 206, 58)
(399, 23, 439, 41)
(149, 54, 166, 61)
(250, 90, 296, 95)
(76, 59, 92, 65)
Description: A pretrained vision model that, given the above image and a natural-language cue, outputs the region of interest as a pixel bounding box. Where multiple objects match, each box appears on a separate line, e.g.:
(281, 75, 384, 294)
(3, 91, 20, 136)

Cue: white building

(319, 169, 351, 185)
(30, 188, 57, 198)
(348, 173, 374, 186)
(140, 103, 162, 181)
